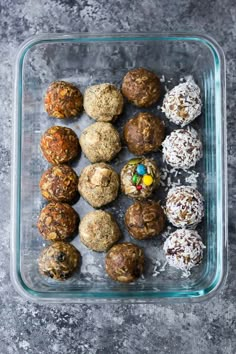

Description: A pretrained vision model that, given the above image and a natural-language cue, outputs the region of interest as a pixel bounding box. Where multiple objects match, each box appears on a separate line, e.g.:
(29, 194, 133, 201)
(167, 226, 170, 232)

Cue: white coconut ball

(162, 79, 202, 127)
(165, 186, 204, 228)
(163, 229, 205, 272)
(162, 127, 202, 169)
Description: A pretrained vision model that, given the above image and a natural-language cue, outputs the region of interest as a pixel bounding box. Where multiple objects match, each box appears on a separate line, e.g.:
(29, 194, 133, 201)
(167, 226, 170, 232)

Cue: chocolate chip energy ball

(125, 201, 166, 240)
(37, 202, 79, 241)
(163, 229, 205, 272)
(84, 83, 124, 122)
(121, 158, 160, 199)
(44, 81, 83, 119)
(124, 112, 165, 155)
(79, 210, 121, 252)
(78, 163, 119, 208)
(40, 126, 80, 165)
(79, 122, 121, 163)
(165, 186, 204, 228)
(39, 165, 78, 203)
(38, 242, 80, 281)
(162, 79, 202, 126)
(105, 243, 144, 283)
(121, 68, 161, 107)
(162, 127, 202, 169)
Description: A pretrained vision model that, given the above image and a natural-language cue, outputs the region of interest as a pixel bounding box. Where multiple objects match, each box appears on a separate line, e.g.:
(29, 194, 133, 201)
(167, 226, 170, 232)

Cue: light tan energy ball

(83, 83, 124, 122)
(79, 122, 121, 163)
(78, 163, 120, 208)
(79, 210, 121, 252)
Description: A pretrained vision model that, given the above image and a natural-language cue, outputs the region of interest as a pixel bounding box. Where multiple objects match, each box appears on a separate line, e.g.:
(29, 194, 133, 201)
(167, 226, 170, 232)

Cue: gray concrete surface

(0, 0, 235, 353)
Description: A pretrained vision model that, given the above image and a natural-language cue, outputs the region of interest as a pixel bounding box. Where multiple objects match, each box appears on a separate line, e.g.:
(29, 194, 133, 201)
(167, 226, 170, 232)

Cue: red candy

(136, 185, 142, 191)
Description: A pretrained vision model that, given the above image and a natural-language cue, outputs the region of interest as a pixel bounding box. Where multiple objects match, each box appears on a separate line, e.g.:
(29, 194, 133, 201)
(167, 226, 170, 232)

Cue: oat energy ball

(37, 202, 79, 241)
(105, 243, 144, 283)
(79, 122, 121, 163)
(40, 126, 80, 164)
(162, 79, 202, 126)
(121, 68, 161, 107)
(83, 83, 124, 122)
(79, 210, 121, 252)
(125, 201, 165, 240)
(44, 81, 83, 119)
(163, 229, 205, 272)
(38, 242, 80, 281)
(39, 165, 78, 203)
(165, 186, 204, 228)
(162, 127, 202, 170)
(121, 158, 160, 199)
(124, 112, 165, 155)
(78, 163, 119, 208)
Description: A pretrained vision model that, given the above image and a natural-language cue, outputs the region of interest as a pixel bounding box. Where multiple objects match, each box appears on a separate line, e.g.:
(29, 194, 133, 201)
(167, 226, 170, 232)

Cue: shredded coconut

(163, 229, 205, 273)
(165, 186, 204, 228)
(162, 126, 202, 169)
(160, 75, 165, 82)
(161, 78, 202, 127)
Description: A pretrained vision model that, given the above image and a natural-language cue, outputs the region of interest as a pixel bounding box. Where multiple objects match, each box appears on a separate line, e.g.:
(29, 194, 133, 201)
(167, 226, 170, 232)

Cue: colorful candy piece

(136, 185, 142, 191)
(143, 174, 153, 186)
(136, 164, 147, 176)
(132, 174, 138, 184)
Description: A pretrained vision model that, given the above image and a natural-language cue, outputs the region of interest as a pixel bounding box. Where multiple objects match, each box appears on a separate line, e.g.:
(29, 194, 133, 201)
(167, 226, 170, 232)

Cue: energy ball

(79, 210, 121, 252)
(40, 126, 80, 165)
(105, 243, 144, 283)
(162, 79, 202, 126)
(165, 186, 204, 228)
(37, 202, 79, 241)
(39, 165, 78, 203)
(83, 83, 124, 122)
(79, 122, 121, 163)
(38, 241, 80, 281)
(163, 229, 205, 272)
(121, 158, 160, 199)
(121, 68, 161, 107)
(125, 200, 166, 240)
(162, 127, 202, 169)
(78, 163, 119, 208)
(124, 112, 165, 155)
(44, 81, 83, 119)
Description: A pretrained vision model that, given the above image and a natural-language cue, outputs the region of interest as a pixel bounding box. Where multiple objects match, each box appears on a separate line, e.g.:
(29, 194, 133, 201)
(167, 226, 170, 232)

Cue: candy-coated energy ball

(143, 175, 153, 186)
(136, 164, 147, 176)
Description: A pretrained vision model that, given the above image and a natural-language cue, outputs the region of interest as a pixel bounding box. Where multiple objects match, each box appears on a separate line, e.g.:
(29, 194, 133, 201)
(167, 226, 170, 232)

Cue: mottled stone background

(1, 0, 235, 353)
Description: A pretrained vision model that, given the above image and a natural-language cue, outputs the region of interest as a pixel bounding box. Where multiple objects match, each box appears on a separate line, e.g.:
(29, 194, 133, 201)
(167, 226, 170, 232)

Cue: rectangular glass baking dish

(11, 33, 227, 303)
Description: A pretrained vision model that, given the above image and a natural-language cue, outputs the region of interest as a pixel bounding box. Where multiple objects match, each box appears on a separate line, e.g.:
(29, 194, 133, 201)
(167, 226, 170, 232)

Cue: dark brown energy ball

(40, 126, 80, 164)
(125, 200, 166, 240)
(124, 112, 165, 155)
(38, 241, 80, 281)
(121, 68, 161, 107)
(37, 202, 79, 241)
(79, 210, 121, 252)
(44, 81, 83, 119)
(39, 165, 78, 203)
(105, 243, 144, 283)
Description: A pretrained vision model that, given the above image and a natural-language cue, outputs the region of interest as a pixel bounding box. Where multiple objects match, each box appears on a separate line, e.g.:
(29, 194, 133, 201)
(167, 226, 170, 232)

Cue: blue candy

(136, 164, 147, 176)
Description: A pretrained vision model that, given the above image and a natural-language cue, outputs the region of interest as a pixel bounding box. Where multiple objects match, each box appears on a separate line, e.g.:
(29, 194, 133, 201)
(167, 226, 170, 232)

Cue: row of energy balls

(37, 68, 205, 282)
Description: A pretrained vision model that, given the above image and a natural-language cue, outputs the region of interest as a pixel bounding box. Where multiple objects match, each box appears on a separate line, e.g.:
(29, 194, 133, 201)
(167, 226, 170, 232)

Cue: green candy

(132, 174, 142, 185)
(132, 174, 138, 184)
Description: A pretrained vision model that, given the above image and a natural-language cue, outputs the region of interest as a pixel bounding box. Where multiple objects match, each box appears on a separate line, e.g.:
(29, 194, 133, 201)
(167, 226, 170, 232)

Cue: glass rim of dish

(11, 32, 228, 303)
